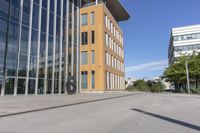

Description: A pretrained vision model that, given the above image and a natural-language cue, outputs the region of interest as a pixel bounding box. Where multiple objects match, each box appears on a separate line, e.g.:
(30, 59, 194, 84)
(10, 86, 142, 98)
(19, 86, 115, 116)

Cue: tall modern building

(0, 0, 80, 96)
(80, 0, 130, 92)
(168, 24, 200, 65)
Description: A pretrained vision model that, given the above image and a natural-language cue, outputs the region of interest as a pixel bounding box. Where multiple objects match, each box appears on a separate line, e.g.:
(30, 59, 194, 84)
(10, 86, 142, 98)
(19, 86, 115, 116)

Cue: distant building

(153, 77, 174, 91)
(125, 78, 137, 88)
(168, 24, 200, 66)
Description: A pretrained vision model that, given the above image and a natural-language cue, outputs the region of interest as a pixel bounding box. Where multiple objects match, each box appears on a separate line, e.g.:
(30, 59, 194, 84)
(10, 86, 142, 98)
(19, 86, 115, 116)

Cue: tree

(189, 53, 200, 91)
(163, 52, 200, 93)
(133, 80, 150, 92)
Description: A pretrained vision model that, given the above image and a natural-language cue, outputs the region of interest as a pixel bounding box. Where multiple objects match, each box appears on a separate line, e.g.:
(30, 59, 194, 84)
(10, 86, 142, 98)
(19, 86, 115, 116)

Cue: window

(91, 71, 95, 89)
(105, 33, 108, 47)
(197, 34, 200, 38)
(81, 71, 88, 89)
(105, 15, 108, 27)
(91, 50, 95, 64)
(81, 13, 88, 26)
(91, 12, 95, 25)
(105, 52, 108, 65)
(81, 32, 88, 45)
(81, 51, 88, 65)
(91, 31, 95, 44)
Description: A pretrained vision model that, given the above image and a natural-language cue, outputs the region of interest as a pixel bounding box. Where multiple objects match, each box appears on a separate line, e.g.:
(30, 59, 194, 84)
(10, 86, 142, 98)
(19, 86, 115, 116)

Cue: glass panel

(49, 12, 54, 36)
(91, 31, 95, 44)
(29, 57, 37, 78)
(32, 3, 39, 30)
(81, 51, 88, 65)
(0, 17, 7, 77)
(81, 13, 87, 26)
(91, 50, 95, 64)
(17, 78, 26, 94)
(50, 0, 54, 12)
(47, 79, 52, 94)
(5, 78, 14, 95)
(48, 36, 53, 79)
(81, 71, 87, 89)
(42, 0, 47, 9)
(18, 54, 27, 77)
(41, 8, 47, 33)
(92, 71, 95, 89)
(56, 16, 60, 38)
(91, 12, 94, 25)
(29, 29, 38, 78)
(38, 79, 44, 94)
(57, 0, 61, 16)
(34, 0, 39, 4)
(22, 0, 30, 26)
(10, 0, 20, 22)
(0, 76, 2, 95)
(81, 32, 88, 45)
(28, 79, 35, 94)
(0, 0, 9, 18)
(39, 33, 46, 78)
(18, 26, 29, 77)
(6, 21, 19, 76)
(54, 80, 59, 94)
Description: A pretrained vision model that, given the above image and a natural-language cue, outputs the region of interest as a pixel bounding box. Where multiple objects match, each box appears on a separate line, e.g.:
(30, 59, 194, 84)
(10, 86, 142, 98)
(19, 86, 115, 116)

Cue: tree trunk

(196, 78, 199, 94)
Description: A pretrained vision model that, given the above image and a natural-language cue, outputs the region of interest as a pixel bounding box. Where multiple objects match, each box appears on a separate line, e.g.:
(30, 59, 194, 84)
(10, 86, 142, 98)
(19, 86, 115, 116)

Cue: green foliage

(163, 52, 200, 93)
(126, 79, 165, 93)
(133, 80, 150, 92)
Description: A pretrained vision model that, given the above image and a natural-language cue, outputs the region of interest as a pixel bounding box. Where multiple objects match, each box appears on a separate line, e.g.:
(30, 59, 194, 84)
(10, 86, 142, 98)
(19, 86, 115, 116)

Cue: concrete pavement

(0, 93, 200, 133)
(0, 92, 138, 117)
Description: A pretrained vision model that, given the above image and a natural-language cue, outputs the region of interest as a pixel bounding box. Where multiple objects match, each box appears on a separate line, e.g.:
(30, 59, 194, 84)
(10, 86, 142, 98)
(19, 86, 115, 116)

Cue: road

(0, 93, 200, 133)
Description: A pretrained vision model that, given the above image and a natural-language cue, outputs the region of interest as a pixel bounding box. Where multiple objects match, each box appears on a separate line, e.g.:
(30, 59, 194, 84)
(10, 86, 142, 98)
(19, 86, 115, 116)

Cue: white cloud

(125, 60, 168, 73)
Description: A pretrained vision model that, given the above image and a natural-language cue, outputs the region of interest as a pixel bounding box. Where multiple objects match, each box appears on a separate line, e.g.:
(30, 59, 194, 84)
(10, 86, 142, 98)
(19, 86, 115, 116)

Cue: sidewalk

(0, 92, 139, 117)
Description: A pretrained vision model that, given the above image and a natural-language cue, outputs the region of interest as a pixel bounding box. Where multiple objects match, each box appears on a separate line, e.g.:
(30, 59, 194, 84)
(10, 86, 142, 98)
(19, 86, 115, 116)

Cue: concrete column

(43, 0, 50, 95)
(59, 0, 64, 94)
(25, 0, 34, 95)
(14, 0, 24, 96)
(52, 0, 57, 94)
(35, 0, 44, 95)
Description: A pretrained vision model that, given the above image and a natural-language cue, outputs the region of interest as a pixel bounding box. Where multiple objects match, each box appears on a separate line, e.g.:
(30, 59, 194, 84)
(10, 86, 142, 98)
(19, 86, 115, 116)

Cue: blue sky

(119, 0, 200, 79)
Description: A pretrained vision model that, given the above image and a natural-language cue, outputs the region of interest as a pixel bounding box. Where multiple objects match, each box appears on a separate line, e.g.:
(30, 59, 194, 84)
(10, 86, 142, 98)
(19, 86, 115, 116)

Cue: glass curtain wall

(0, 0, 80, 96)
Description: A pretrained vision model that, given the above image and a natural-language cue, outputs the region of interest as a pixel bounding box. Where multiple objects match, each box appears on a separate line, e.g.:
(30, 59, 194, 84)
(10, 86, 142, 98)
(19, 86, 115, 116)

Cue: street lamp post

(186, 60, 190, 94)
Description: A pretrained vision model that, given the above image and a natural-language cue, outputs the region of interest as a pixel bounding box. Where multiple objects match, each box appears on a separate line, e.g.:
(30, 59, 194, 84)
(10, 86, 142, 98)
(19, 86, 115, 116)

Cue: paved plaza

(0, 92, 200, 133)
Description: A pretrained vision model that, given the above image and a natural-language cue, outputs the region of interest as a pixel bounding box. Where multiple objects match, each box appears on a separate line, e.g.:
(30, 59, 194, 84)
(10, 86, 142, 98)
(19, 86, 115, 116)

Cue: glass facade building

(0, 0, 80, 96)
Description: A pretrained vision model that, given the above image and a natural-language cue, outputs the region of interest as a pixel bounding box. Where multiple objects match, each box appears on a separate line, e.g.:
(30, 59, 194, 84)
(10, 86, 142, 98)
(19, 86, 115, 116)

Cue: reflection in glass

(41, 8, 47, 33)
(0, 0, 9, 18)
(29, 29, 38, 78)
(17, 79, 26, 94)
(5, 78, 15, 95)
(22, 0, 30, 26)
(32, 3, 39, 30)
(10, 0, 20, 22)
(47, 80, 52, 94)
(54, 80, 59, 94)
(0, 77, 2, 95)
(0, 17, 7, 77)
(39, 33, 46, 79)
(6, 21, 19, 76)
(18, 26, 29, 77)
(28, 79, 35, 94)
(49, 13, 54, 36)
(38, 79, 44, 94)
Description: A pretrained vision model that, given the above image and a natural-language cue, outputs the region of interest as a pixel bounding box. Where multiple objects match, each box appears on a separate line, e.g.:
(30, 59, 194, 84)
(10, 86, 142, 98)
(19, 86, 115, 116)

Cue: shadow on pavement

(0, 93, 141, 118)
(131, 108, 200, 131)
